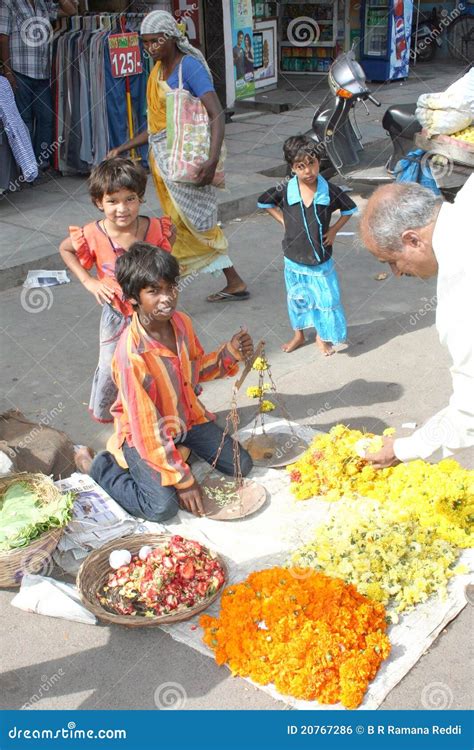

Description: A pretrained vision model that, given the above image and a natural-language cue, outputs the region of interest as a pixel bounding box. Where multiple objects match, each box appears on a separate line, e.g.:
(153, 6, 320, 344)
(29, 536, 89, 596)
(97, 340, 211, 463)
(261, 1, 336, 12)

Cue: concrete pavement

(0, 59, 467, 290)
(0, 203, 472, 711)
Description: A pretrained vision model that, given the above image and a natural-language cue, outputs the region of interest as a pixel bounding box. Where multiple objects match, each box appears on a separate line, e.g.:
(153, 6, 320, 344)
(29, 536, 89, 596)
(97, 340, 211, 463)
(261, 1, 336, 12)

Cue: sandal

(207, 290, 250, 303)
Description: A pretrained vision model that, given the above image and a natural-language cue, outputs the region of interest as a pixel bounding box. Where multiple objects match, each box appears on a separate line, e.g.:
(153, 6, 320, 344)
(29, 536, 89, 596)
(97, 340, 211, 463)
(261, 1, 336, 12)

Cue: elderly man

(0, 0, 77, 172)
(359, 176, 474, 468)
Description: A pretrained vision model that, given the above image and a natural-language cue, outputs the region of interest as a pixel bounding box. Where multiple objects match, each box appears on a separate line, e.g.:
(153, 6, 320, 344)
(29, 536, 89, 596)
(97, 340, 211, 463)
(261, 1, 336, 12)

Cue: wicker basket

(77, 533, 228, 628)
(0, 473, 67, 588)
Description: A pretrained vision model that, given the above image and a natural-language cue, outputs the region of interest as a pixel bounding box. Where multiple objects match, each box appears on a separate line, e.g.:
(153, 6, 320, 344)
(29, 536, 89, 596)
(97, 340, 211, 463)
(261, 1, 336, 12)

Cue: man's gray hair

(365, 182, 442, 252)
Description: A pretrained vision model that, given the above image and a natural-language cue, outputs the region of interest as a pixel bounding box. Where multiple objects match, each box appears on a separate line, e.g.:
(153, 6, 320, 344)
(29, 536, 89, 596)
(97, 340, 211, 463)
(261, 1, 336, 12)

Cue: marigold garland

(200, 567, 390, 709)
(288, 425, 473, 548)
(246, 385, 271, 399)
(291, 500, 466, 621)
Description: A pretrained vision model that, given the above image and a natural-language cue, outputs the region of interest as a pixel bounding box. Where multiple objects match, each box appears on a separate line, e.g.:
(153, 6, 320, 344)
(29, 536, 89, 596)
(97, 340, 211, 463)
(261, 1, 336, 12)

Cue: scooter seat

(382, 103, 421, 138)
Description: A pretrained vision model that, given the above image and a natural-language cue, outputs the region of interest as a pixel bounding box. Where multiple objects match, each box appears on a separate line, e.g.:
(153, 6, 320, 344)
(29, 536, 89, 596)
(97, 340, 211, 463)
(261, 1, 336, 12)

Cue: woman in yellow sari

(107, 10, 249, 302)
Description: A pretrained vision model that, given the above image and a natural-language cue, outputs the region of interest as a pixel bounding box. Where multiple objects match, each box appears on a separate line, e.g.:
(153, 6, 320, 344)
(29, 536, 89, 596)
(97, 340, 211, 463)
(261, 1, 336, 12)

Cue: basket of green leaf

(0, 473, 74, 588)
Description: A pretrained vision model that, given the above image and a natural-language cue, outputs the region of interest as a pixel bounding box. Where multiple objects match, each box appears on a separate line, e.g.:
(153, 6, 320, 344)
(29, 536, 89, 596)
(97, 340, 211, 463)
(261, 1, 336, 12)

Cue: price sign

(109, 33, 142, 78)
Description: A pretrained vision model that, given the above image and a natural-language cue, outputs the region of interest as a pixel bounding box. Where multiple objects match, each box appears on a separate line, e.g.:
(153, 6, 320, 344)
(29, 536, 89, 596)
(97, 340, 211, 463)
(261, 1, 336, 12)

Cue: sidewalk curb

(1, 189, 269, 292)
(0, 253, 63, 293)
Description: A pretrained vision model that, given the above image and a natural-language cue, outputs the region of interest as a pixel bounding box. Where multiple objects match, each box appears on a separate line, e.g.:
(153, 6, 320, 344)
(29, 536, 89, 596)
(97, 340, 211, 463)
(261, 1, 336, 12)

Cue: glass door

(363, 0, 389, 56)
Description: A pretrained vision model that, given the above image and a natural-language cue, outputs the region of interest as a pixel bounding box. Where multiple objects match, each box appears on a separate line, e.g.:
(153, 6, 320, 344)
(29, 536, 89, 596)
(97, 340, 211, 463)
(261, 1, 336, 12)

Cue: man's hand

(323, 226, 338, 247)
(365, 436, 401, 469)
(230, 327, 254, 359)
(177, 478, 205, 516)
(106, 147, 123, 159)
(83, 277, 115, 305)
(195, 158, 217, 187)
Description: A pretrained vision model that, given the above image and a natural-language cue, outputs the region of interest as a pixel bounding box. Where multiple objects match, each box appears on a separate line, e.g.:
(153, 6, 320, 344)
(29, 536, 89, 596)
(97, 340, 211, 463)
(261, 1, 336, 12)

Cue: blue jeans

(14, 72, 54, 168)
(90, 421, 253, 522)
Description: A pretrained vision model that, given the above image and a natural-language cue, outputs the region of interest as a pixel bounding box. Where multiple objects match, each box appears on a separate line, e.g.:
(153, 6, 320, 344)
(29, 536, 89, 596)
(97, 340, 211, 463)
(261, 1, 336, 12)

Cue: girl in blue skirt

(258, 135, 357, 355)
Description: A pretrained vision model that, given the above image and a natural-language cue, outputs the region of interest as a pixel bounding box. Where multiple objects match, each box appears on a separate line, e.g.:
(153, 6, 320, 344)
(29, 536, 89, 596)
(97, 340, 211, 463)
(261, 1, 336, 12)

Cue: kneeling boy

(84, 242, 253, 521)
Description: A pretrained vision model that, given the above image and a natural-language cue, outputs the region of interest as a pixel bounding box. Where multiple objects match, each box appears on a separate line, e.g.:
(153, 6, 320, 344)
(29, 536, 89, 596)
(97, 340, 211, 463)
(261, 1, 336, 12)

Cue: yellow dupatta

(146, 62, 230, 276)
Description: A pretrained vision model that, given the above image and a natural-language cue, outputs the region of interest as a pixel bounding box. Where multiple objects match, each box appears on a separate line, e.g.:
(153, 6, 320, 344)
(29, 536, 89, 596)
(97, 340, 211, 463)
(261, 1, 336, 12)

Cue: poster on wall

(253, 19, 278, 88)
(171, 0, 201, 47)
(231, 0, 255, 99)
(389, 0, 412, 79)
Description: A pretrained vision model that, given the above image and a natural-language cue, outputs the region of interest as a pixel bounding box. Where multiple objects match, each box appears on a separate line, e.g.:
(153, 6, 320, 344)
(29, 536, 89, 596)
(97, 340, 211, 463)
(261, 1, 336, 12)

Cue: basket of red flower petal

(77, 533, 227, 627)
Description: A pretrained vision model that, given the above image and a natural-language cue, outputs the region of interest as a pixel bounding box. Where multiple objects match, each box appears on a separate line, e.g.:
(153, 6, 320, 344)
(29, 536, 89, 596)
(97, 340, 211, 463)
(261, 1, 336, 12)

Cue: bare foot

(74, 445, 95, 475)
(316, 335, 335, 357)
(281, 331, 305, 353)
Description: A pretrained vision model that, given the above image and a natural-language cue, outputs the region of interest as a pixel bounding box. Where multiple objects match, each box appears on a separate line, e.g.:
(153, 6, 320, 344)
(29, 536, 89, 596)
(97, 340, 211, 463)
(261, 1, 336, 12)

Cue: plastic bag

(416, 70, 474, 135)
(166, 61, 225, 187)
(11, 574, 97, 625)
(394, 149, 440, 195)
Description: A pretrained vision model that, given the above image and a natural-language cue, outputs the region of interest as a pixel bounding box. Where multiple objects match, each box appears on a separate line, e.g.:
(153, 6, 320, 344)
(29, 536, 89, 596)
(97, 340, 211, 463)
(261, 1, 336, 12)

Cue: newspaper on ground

(53, 473, 165, 574)
(23, 270, 70, 289)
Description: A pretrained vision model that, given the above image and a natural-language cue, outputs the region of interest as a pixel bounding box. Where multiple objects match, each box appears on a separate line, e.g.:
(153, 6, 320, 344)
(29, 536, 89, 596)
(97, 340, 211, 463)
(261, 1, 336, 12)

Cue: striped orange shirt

(107, 311, 242, 489)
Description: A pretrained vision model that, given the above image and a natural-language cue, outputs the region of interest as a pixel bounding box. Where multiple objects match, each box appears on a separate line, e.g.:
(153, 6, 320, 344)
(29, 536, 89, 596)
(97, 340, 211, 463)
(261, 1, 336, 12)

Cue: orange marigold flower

(199, 567, 390, 709)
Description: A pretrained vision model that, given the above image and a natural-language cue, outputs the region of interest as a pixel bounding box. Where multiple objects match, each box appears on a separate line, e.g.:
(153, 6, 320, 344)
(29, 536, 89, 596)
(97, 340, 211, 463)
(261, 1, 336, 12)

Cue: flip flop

(207, 290, 250, 303)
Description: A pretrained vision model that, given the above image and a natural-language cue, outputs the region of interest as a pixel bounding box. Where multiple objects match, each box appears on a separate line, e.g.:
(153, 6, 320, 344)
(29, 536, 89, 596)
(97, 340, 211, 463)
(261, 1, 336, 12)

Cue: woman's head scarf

(140, 10, 213, 80)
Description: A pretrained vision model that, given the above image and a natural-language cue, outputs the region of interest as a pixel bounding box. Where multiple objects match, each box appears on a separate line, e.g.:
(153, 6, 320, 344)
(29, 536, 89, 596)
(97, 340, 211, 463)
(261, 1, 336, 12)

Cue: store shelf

(280, 41, 336, 46)
(279, 0, 337, 74)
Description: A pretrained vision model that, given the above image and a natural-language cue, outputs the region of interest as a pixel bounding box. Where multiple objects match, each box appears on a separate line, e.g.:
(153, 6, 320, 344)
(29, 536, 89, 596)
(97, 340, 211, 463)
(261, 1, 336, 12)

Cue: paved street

(0, 202, 472, 710)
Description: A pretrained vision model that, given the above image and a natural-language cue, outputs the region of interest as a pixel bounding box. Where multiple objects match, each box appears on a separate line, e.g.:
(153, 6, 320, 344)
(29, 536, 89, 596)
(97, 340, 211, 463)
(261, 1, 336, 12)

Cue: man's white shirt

(394, 175, 474, 462)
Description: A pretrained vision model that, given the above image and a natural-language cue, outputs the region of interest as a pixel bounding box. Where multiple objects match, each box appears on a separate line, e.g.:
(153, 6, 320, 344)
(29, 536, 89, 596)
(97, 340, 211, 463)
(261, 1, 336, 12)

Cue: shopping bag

(166, 61, 225, 187)
(394, 149, 440, 195)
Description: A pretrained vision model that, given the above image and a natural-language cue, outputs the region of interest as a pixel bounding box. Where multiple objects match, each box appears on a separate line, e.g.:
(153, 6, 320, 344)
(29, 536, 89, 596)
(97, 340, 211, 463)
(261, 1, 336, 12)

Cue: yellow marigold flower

(246, 384, 271, 399)
(287, 425, 473, 549)
(291, 499, 462, 618)
(383, 427, 396, 436)
(260, 400, 276, 413)
(246, 386, 261, 399)
(252, 356, 269, 371)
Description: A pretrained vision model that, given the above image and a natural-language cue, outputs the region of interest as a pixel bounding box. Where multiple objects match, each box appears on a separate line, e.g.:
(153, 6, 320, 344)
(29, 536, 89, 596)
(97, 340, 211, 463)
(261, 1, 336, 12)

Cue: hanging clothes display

(51, 14, 148, 174)
(0, 76, 38, 192)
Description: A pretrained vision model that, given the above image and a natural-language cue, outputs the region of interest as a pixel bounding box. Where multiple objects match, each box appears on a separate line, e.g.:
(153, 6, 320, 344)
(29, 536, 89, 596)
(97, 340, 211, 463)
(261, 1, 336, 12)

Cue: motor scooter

(310, 49, 471, 198)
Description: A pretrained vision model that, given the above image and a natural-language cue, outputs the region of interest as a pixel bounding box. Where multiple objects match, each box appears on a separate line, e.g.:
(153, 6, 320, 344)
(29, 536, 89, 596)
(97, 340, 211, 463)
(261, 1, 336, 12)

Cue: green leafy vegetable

(0, 481, 74, 551)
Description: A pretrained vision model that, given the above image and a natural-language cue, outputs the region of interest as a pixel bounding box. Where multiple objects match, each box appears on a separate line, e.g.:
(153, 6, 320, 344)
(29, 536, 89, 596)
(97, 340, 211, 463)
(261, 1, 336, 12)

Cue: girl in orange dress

(59, 157, 175, 423)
